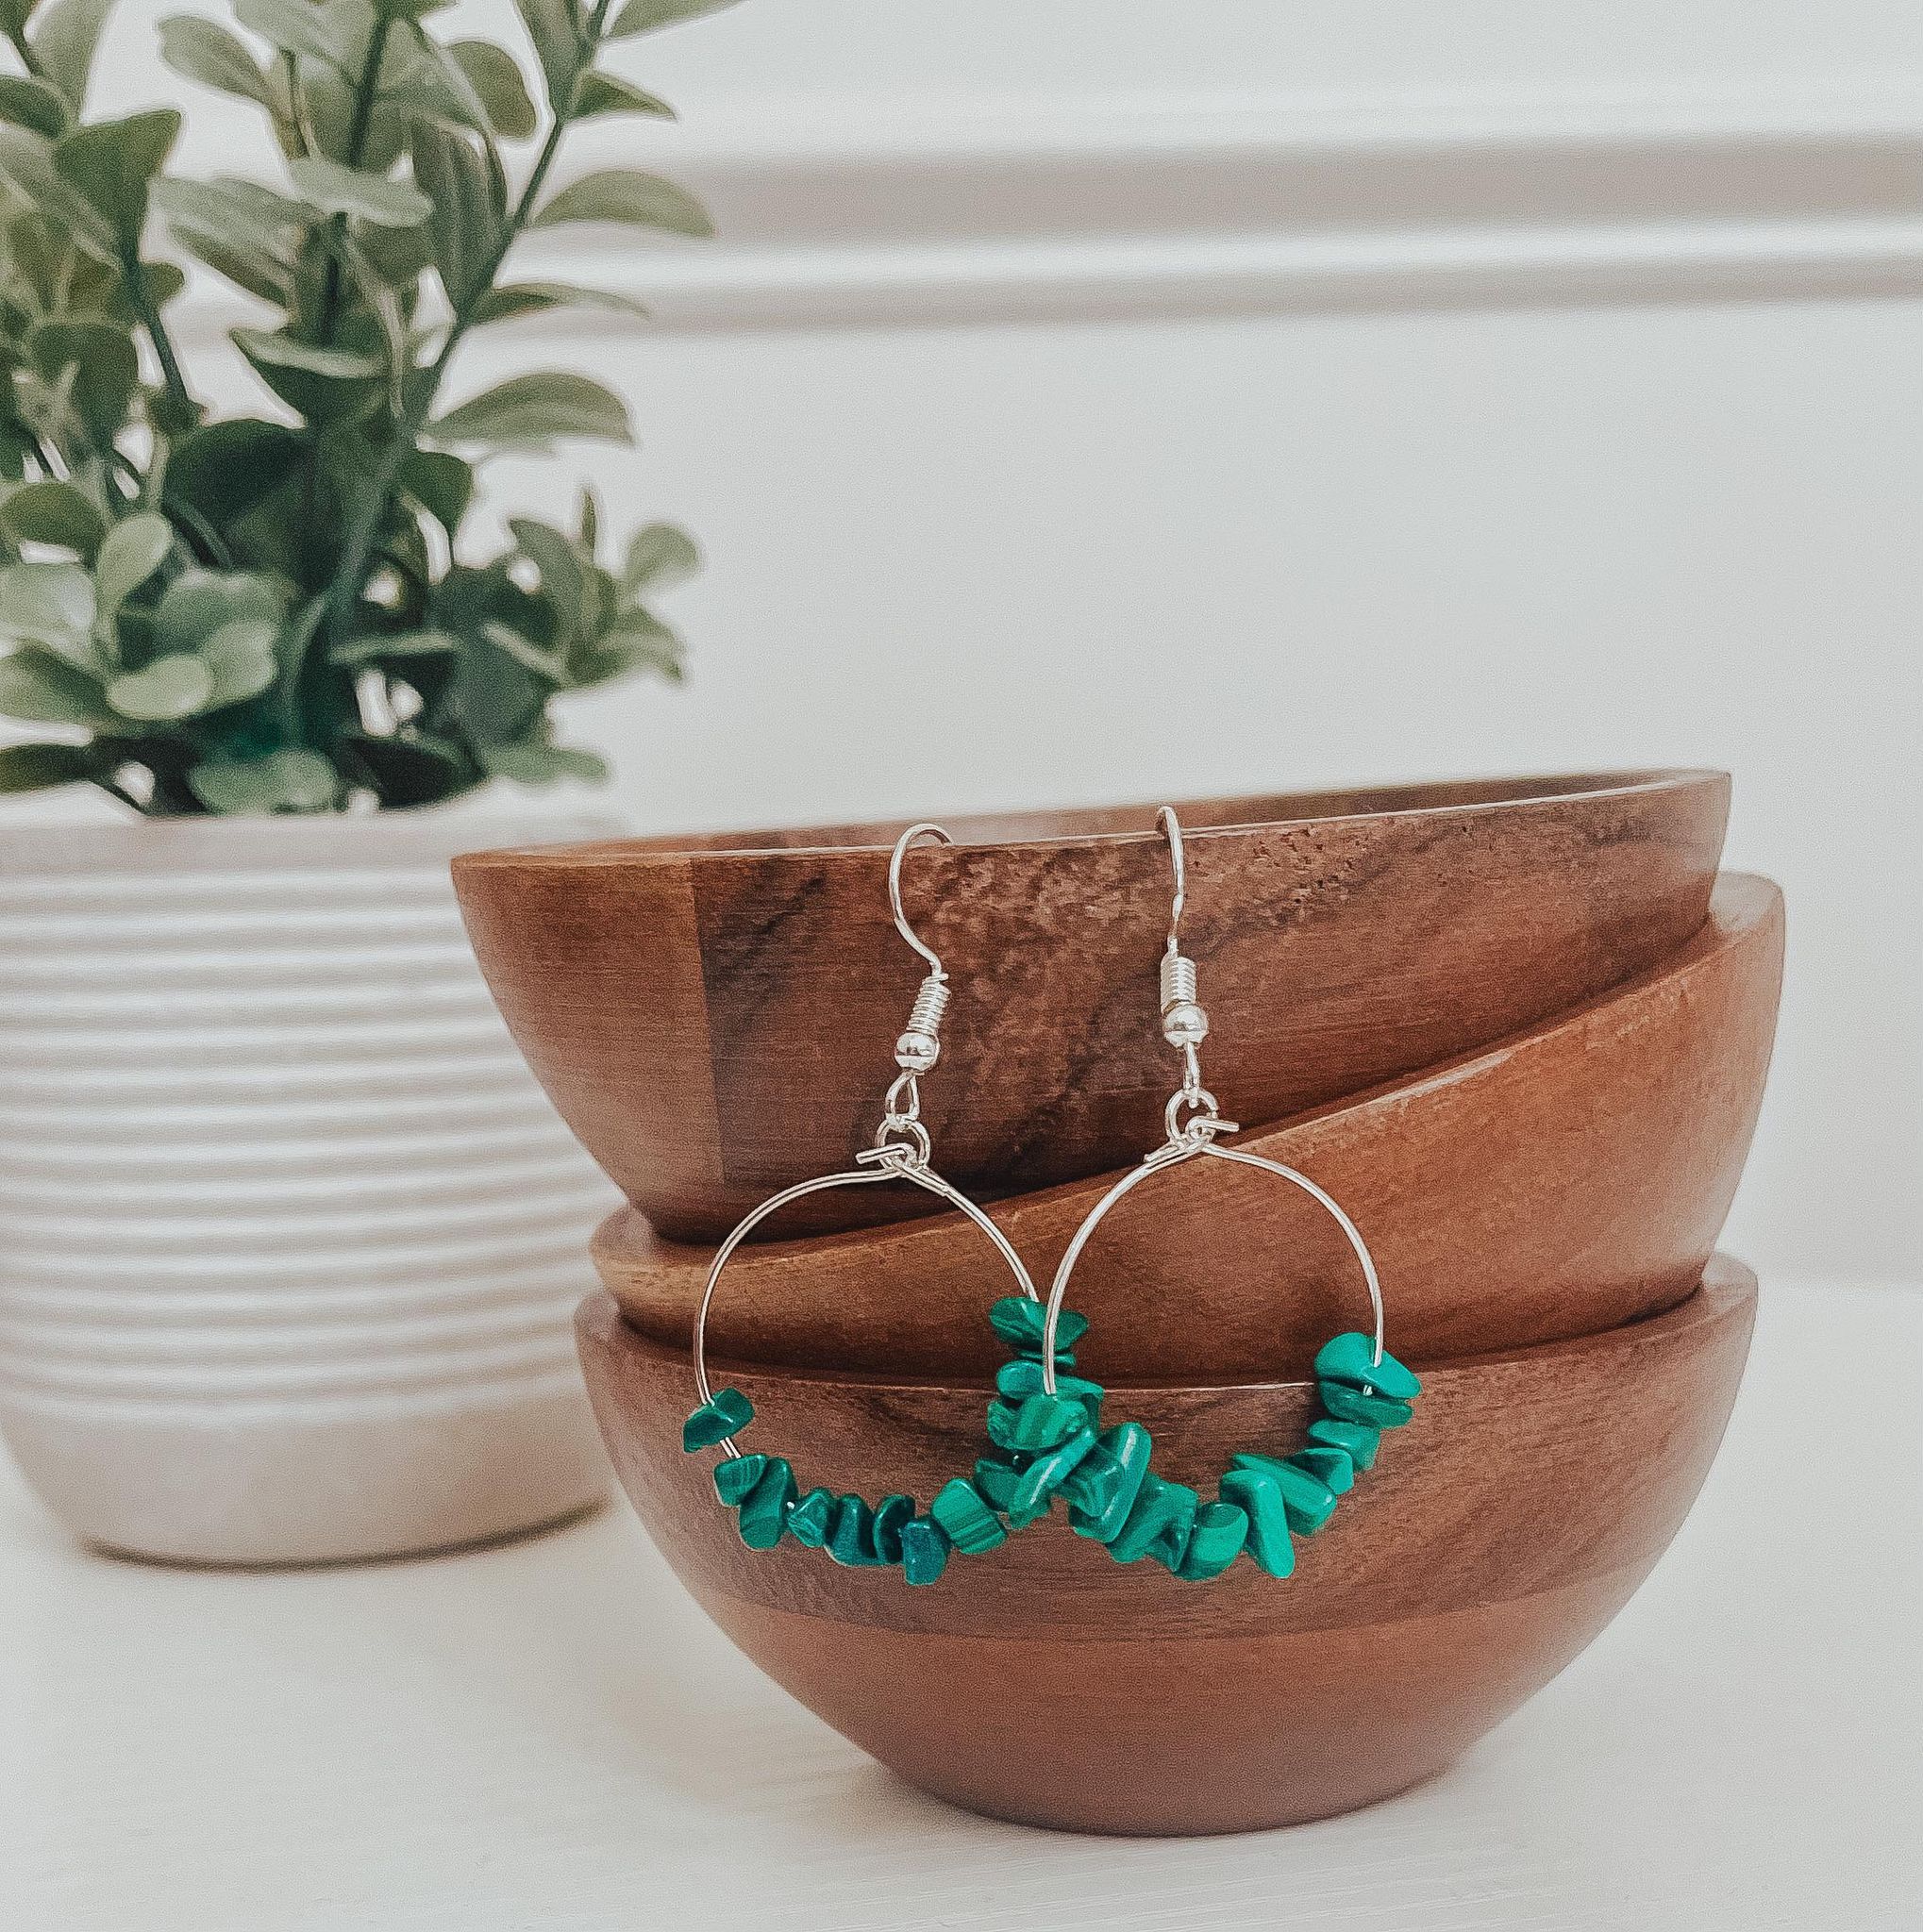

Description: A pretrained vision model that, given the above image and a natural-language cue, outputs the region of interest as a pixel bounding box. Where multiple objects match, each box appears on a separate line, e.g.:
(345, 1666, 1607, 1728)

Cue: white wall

(32, 2, 1923, 1285)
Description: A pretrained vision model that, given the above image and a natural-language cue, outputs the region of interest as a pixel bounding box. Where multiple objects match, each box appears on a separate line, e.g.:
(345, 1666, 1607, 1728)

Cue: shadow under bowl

(456, 769, 1730, 1242)
(578, 1254, 1755, 1835)
(596, 873, 1781, 1381)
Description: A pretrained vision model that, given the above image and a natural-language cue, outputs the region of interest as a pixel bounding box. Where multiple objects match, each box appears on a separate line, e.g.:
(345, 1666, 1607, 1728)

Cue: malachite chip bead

(871, 1493, 916, 1565)
(972, 1457, 1049, 1529)
(786, 1487, 836, 1548)
(1219, 1467, 1296, 1577)
(736, 1457, 796, 1550)
(1064, 1422, 1152, 1542)
(1176, 1501, 1249, 1581)
(989, 1295, 1089, 1358)
(1231, 1452, 1338, 1535)
(1318, 1380, 1414, 1429)
(987, 1392, 1088, 1454)
(1109, 1474, 1197, 1566)
(930, 1477, 1007, 1555)
(993, 1360, 1106, 1423)
(1307, 1416, 1381, 1472)
(898, 1516, 952, 1585)
(681, 1387, 754, 1451)
(712, 1452, 768, 1507)
(1313, 1330, 1422, 1402)
(827, 1494, 883, 1566)
(1010, 1426, 1096, 1516)
(1289, 1445, 1355, 1495)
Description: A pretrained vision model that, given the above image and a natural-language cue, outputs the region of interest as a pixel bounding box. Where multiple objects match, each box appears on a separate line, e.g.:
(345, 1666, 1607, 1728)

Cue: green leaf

(0, 559, 95, 653)
(27, 319, 138, 439)
(189, 746, 340, 813)
(152, 570, 286, 656)
(198, 618, 279, 706)
(407, 118, 502, 309)
(510, 0, 580, 111)
(158, 17, 275, 110)
(479, 739, 608, 784)
(470, 279, 646, 325)
(231, 0, 360, 69)
(53, 109, 181, 249)
(430, 372, 630, 449)
(0, 122, 110, 253)
(394, 448, 472, 535)
(605, 0, 740, 39)
(163, 421, 306, 530)
(576, 611, 682, 685)
(0, 0, 42, 35)
(328, 626, 457, 666)
(0, 741, 101, 793)
(0, 74, 70, 140)
(445, 39, 537, 139)
(622, 522, 700, 591)
(234, 330, 381, 380)
(480, 619, 566, 681)
(156, 175, 301, 303)
(508, 517, 583, 641)
(286, 154, 430, 226)
(570, 71, 672, 120)
(343, 727, 470, 806)
(0, 480, 106, 556)
(0, 643, 110, 724)
(107, 652, 213, 721)
(29, 0, 117, 115)
(530, 168, 711, 236)
(93, 513, 174, 612)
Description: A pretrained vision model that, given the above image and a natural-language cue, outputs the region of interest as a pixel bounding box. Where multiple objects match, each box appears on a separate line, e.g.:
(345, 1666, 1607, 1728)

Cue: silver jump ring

(692, 1164, 1041, 1456)
(1038, 1139, 1385, 1395)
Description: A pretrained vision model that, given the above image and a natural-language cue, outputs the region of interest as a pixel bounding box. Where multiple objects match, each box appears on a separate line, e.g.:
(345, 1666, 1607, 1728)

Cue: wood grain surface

(455, 770, 1729, 1241)
(595, 873, 1781, 1380)
(577, 1256, 1756, 1833)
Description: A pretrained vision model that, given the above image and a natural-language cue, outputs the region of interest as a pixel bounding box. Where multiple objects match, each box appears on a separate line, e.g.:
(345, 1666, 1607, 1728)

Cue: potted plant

(0, 0, 734, 1562)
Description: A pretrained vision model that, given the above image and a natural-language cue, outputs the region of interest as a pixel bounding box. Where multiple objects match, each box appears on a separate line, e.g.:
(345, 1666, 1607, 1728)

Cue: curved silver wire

(1039, 1139, 1385, 1394)
(889, 822, 952, 977)
(693, 1158, 1040, 1456)
(1157, 804, 1186, 956)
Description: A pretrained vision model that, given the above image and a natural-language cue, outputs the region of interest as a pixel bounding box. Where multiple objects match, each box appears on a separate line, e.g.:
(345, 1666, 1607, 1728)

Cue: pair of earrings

(681, 810, 1422, 1587)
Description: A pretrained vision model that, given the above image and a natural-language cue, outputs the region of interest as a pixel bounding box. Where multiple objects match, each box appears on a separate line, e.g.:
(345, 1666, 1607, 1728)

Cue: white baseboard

(178, 87, 1923, 339)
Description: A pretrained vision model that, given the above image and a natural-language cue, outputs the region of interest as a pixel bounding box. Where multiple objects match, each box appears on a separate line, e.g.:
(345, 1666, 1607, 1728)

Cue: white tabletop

(5, 1276, 1919, 1931)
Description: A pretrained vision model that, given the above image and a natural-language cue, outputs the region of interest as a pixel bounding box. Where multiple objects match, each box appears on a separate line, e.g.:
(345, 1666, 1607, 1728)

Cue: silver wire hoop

(692, 1159, 1041, 1457)
(1038, 1138, 1385, 1394)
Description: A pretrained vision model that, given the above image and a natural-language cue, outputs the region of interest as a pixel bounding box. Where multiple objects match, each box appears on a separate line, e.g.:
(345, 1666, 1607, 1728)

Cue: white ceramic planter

(0, 812, 622, 1564)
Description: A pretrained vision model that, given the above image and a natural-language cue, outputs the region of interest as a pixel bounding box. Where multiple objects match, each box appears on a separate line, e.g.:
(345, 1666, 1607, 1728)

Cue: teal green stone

(1109, 1475, 1196, 1566)
(899, 1516, 951, 1585)
(993, 1359, 1105, 1424)
(1308, 1417, 1381, 1473)
(1319, 1380, 1414, 1429)
(736, 1457, 795, 1549)
(1314, 1330, 1421, 1401)
(786, 1487, 836, 1548)
(681, 1387, 754, 1451)
(1065, 1422, 1152, 1542)
(712, 1452, 768, 1507)
(1011, 1426, 1095, 1515)
(1219, 1468, 1296, 1577)
(1289, 1445, 1355, 1495)
(871, 1492, 916, 1564)
(973, 1457, 1051, 1530)
(986, 1392, 1087, 1454)
(1176, 1501, 1249, 1580)
(1231, 1452, 1338, 1535)
(930, 1477, 1007, 1555)
(989, 1295, 1088, 1358)
(827, 1494, 883, 1566)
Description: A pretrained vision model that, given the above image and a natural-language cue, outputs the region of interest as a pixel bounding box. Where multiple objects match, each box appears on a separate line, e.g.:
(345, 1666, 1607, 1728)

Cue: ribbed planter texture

(0, 812, 620, 1564)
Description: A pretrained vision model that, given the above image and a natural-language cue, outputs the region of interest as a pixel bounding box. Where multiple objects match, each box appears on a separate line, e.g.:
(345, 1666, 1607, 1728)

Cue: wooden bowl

(578, 1255, 1756, 1834)
(595, 873, 1781, 1380)
(455, 770, 1729, 1242)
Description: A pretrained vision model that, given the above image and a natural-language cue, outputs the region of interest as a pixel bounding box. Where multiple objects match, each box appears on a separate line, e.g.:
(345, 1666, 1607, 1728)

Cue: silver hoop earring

(680, 823, 1044, 1585)
(976, 807, 1424, 1582)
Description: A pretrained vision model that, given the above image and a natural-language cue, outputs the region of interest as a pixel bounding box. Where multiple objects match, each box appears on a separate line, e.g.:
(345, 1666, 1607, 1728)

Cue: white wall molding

(503, 88, 1923, 332)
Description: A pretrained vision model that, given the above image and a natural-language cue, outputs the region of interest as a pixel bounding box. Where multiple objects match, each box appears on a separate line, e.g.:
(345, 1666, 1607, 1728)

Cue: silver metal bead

(895, 1029, 941, 1073)
(1162, 1001, 1209, 1047)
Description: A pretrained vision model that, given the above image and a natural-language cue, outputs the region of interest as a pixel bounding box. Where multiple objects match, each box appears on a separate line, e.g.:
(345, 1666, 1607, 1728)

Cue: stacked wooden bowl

(455, 771, 1782, 1835)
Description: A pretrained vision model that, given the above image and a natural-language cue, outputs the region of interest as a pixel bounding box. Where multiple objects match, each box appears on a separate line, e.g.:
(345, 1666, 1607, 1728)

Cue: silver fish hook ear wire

(1154, 806, 1229, 1145)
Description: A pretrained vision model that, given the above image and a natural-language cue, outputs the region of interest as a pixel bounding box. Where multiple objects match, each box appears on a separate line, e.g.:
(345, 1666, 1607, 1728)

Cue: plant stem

(125, 256, 197, 428)
(313, 3, 611, 651)
(314, 12, 394, 348)
(5, 24, 46, 78)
